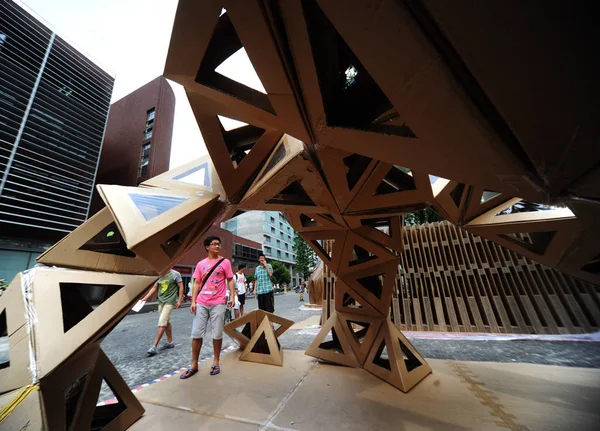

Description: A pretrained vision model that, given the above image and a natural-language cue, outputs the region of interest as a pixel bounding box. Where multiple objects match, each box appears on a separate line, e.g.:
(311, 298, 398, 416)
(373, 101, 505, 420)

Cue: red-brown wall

(176, 225, 233, 269)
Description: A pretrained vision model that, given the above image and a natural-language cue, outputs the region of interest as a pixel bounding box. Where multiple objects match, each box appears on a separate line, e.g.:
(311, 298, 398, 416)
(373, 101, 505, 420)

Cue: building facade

(0, 0, 114, 280)
(222, 211, 299, 286)
(90, 76, 175, 215)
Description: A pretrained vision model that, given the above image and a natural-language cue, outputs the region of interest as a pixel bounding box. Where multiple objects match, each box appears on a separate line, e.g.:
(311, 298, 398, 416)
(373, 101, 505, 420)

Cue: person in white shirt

(234, 264, 247, 317)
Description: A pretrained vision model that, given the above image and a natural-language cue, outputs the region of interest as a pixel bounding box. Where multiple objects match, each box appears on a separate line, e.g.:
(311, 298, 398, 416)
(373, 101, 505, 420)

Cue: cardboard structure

(224, 310, 293, 367)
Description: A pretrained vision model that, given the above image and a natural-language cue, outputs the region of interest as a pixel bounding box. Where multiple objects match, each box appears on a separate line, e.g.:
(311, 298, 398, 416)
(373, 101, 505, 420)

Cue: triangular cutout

(92, 378, 127, 429)
(344, 154, 374, 190)
(215, 115, 266, 169)
(345, 214, 404, 255)
(481, 190, 501, 204)
(60, 283, 124, 333)
(240, 316, 284, 366)
(302, 1, 417, 138)
(334, 279, 383, 317)
(449, 183, 466, 207)
(498, 231, 557, 255)
(300, 230, 348, 274)
(267, 180, 317, 207)
(497, 200, 558, 215)
(0, 309, 9, 370)
(196, 11, 274, 113)
(364, 320, 432, 392)
(581, 253, 600, 275)
(255, 309, 294, 338)
(374, 166, 416, 195)
(128, 193, 188, 221)
(300, 213, 321, 228)
(462, 186, 513, 225)
(431, 179, 468, 225)
(37, 208, 157, 276)
(65, 372, 90, 430)
(160, 221, 196, 259)
(337, 312, 384, 365)
(173, 162, 211, 187)
(305, 312, 357, 367)
(338, 231, 396, 276)
(343, 260, 399, 315)
(224, 311, 259, 348)
(286, 212, 347, 233)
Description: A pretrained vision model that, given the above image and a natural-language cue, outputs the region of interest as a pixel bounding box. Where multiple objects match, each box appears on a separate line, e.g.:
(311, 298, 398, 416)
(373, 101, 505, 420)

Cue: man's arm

(266, 264, 273, 277)
(176, 281, 184, 308)
(142, 283, 158, 302)
(227, 278, 235, 306)
(190, 279, 200, 313)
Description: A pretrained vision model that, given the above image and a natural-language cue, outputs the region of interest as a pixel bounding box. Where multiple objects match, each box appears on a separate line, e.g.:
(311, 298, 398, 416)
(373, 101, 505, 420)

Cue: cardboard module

(0, 345, 144, 430)
(0, 267, 157, 394)
(286, 211, 348, 233)
(97, 184, 224, 275)
(343, 213, 405, 255)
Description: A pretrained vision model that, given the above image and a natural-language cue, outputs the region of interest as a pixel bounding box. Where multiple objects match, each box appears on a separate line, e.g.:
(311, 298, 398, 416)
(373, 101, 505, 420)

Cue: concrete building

(222, 211, 299, 286)
(90, 76, 175, 215)
(0, 0, 114, 280)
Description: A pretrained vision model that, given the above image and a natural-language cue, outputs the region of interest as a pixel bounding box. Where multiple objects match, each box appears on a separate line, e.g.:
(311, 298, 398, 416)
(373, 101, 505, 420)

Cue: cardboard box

(0, 267, 157, 394)
(0, 386, 45, 430)
(97, 184, 224, 275)
(37, 208, 158, 276)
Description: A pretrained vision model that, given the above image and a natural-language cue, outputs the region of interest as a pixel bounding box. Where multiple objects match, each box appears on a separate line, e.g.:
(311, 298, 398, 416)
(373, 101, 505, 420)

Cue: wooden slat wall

(322, 222, 600, 334)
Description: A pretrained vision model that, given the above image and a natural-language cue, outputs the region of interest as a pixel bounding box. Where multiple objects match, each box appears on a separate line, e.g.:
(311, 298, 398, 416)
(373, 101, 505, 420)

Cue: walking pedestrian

(254, 254, 274, 312)
(180, 236, 234, 379)
(142, 268, 184, 356)
(234, 264, 246, 317)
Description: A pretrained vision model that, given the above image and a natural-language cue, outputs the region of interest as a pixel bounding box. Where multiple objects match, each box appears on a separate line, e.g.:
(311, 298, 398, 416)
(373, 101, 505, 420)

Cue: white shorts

(191, 304, 226, 340)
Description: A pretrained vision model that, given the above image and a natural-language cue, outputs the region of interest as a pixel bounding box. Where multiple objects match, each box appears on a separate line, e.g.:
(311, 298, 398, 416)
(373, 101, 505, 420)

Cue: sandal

(210, 365, 220, 376)
(180, 368, 198, 379)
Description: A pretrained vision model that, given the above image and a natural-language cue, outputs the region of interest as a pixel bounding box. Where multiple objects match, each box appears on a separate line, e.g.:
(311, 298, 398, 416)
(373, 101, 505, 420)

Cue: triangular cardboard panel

(337, 312, 385, 365)
(287, 212, 347, 233)
(299, 230, 348, 275)
(26, 267, 157, 380)
(466, 205, 580, 267)
(345, 162, 433, 214)
(98, 185, 222, 273)
(223, 310, 259, 348)
(363, 320, 432, 393)
(140, 155, 226, 200)
(59, 282, 124, 333)
(337, 231, 396, 276)
(462, 186, 514, 224)
(164, 0, 309, 143)
(301, 0, 418, 139)
(316, 145, 378, 212)
(36, 208, 158, 276)
(241, 136, 340, 214)
(187, 93, 283, 201)
(254, 310, 294, 338)
(431, 179, 469, 225)
(305, 312, 358, 367)
(239, 316, 284, 366)
(0, 385, 45, 430)
(343, 260, 399, 316)
(346, 214, 404, 254)
(334, 279, 383, 317)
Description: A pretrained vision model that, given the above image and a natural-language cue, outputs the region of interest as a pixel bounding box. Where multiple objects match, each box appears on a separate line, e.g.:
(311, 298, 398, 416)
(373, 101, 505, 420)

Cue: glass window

(129, 193, 188, 221)
(138, 143, 151, 178)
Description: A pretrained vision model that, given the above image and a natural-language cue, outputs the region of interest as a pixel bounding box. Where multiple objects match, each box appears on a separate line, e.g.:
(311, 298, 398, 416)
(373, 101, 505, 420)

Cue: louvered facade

(0, 0, 113, 236)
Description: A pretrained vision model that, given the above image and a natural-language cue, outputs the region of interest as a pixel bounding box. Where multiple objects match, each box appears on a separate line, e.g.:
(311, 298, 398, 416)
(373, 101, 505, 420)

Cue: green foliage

(293, 232, 317, 280)
(404, 207, 444, 226)
(0, 278, 7, 297)
(245, 274, 255, 283)
(270, 260, 291, 285)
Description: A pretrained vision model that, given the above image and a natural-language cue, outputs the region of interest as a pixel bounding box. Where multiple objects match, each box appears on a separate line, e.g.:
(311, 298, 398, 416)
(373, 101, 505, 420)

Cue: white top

(234, 272, 246, 295)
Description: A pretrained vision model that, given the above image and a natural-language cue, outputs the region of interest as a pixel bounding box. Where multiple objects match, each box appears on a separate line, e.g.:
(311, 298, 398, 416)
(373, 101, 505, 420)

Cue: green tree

(404, 207, 444, 226)
(245, 274, 255, 284)
(293, 232, 317, 280)
(270, 260, 291, 285)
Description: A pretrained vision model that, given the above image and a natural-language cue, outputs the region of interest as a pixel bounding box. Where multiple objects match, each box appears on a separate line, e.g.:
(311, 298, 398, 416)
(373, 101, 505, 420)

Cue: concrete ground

(99, 292, 600, 401)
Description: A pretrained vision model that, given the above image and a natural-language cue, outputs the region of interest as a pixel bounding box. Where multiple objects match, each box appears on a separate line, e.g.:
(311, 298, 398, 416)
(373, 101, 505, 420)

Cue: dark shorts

(257, 291, 274, 313)
(238, 293, 246, 306)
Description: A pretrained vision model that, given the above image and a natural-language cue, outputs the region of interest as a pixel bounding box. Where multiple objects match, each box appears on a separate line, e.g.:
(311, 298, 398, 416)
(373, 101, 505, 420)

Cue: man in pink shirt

(180, 236, 234, 379)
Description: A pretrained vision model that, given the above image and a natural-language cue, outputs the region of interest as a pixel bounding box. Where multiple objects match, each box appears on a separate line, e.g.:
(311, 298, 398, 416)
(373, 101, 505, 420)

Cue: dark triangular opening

(92, 378, 127, 430)
(80, 222, 136, 258)
(374, 166, 416, 195)
(129, 193, 188, 222)
(259, 142, 288, 181)
(310, 239, 332, 260)
(302, 1, 416, 138)
(60, 283, 124, 333)
(65, 372, 90, 430)
(346, 320, 370, 344)
(217, 117, 266, 167)
(372, 339, 391, 371)
(343, 154, 372, 190)
(349, 245, 377, 266)
(0, 309, 9, 370)
(356, 273, 385, 300)
(240, 322, 252, 339)
(173, 162, 211, 187)
(160, 222, 196, 259)
(318, 327, 344, 353)
(196, 11, 274, 114)
(370, 108, 418, 137)
(498, 200, 556, 215)
(498, 231, 556, 255)
(251, 332, 271, 355)
(581, 253, 600, 275)
(481, 190, 501, 204)
(360, 217, 392, 236)
(321, 213, 335, 222)
(342, 292, 363, 310)
(450, 183, 466, 207)
(399, 339, 422, 372)
(300, 214, 320, 228)
(272, 322, 282, 334)
(267, 181, 316, 206)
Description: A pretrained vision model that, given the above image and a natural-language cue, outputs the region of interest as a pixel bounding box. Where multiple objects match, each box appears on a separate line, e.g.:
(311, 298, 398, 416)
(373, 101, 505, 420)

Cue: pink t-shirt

(193, 257, 233, 306)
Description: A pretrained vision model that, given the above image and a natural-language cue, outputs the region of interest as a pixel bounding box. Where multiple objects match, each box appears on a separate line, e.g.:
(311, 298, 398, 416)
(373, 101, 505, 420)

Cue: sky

(17, 0, 259, 169)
